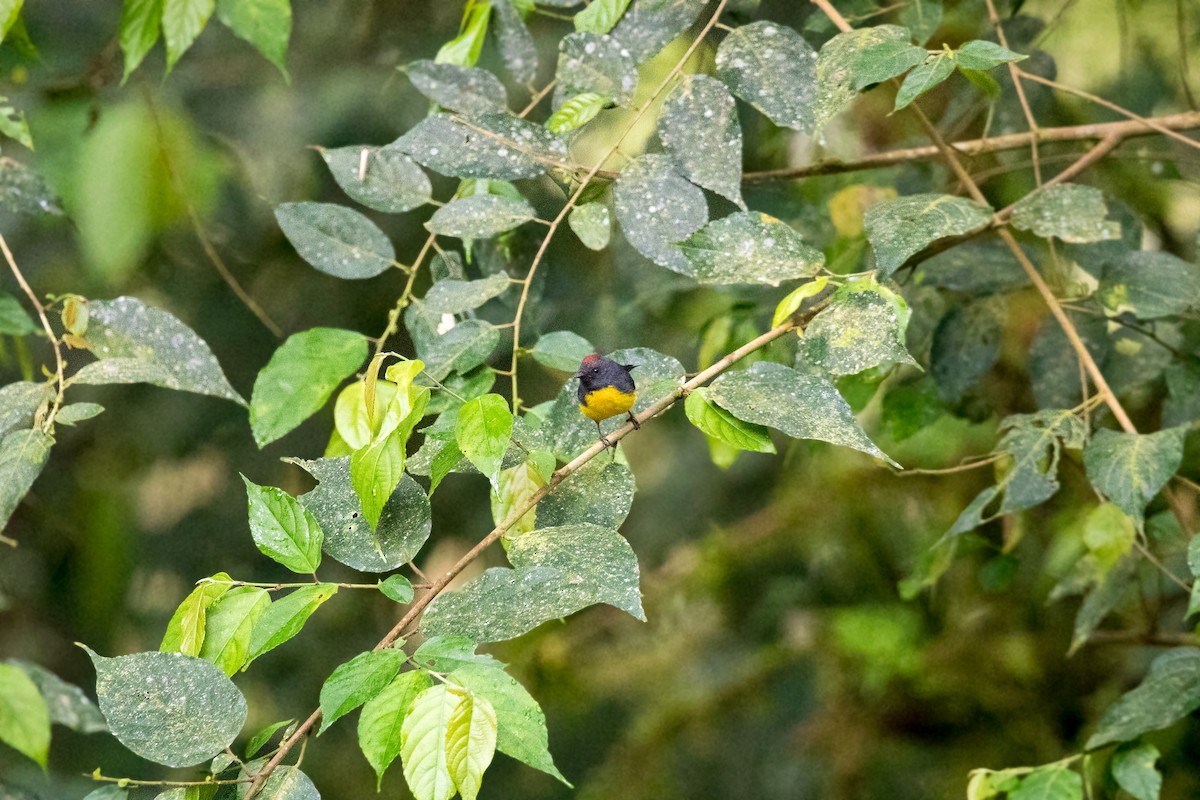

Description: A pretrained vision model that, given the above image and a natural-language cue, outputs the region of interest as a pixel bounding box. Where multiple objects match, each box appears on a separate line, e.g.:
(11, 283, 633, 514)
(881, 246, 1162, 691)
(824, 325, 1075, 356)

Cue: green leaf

(162, 0, 215, 71)
(774, 278, 830, 329)
(73, 297, 245, 405)
(244, 718, 294, 759)
(537, 459, 635, 529)
(234, 762, 318, 799)
(244, 584, 338, 666)
(119, 0, 163, 81)
(84, 788, 129, 800)
(358, 671, 433, 787)
(1098, 251, 1200, 320)
(0, 0, 23, 44)
(428, 439, 464, 495)
(401, 684, 459, 800)
(491, 461, 543, 536)
(243, 476, 324, 573)
(930, 299, 1002, 402)
(421, 274, 510, 324)
(955, 39, 1027, 71)
(715, 21, 819, 133)
(199, 586, 270, 676)
(893, 52, 956, 110)
(319, 145, 432, 213)
(946, 410, 1085, 536)
(685, 388, 775, 454)
(613, 154, 707, 275)
(435, 0, 490, 67)
(492, 0, 537, 84)
(574, 0, 630, 34)
(396, 113, 567, 181)
(0, 428, 53, 533)
(293, 457, 431, 572)
(814, 25, 925, 128)
(421, 320, 501, 382)
(915, 238, 1029, 294)
(610, 0, 704, 63)
(215, 0, 290, 76)
(5, 659, 107, 733)
(1070, 554, 1137, 654)
(250, 327, 367, 447)
(532, 331, 594, 372)
(567, 203, 611, 251)
(864, 193, 993, 279)
(1111, 742, 1162, 800)
(160, 577, 231, 657)
(1082, 502, 1136, 575)
(899, 0, 942, 45)
(959, 67, 1001, 97)
(1087, 647, 1200, 749)
(1083, 427, 1185, 524)
(0, 95, 30, 151)
(658, 74, 744, 208)
(405, 60, 507, 115)
(425, 194, 535, 239)
(351, 426, 412, 532)
(379, 575, 414, 604)
(707, 362, 897, 466)
(445, 692, 497, 800)
(84, 648, 247, 767)
(318, 650, 406, 734)
(679, 211, 825, 286)
(0, 382, 52, 438)
(1009, 767, 1082, 800)
(54, 403, 105, 426)
(554, 32, 637, 107)
(800, 281, 916, 376)
(423, 523, 644, 642)
(449, 663, 568, 785)
(0, 663, 49, 767)
(1011, 185, 1121, 243)
(456, 394, 513, 483)
(0, 159, 62, 216)
(275, 201, 396, 279)
(546, 92, 610, 134)
(412, 636, 502, 674)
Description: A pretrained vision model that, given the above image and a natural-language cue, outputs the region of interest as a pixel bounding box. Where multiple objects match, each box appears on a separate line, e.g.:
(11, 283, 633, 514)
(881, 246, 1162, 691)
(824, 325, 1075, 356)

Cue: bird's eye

(591, 367, 600, 374)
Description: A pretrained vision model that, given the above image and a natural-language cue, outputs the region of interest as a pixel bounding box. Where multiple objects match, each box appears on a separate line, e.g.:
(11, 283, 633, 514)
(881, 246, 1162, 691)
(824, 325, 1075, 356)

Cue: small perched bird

(575, 354, 639, 448)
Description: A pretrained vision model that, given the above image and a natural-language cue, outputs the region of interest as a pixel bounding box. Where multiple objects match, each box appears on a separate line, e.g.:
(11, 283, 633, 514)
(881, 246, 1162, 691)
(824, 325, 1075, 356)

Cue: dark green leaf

(554, 32, 638, 107)
(426, 194, 535, 239)
(275, 201, 396, 279)
(0, 294, 36, 336)
(537, 459, 635, 528)
(378, 575, 414, 604)
(6, 659, 107, 733)
(162, 0, 215, 71)
(1083, 427, 1185, 524)
(814, 25, 925, 127)
(422, 523, 644, 642)
(396, 113, 567, 181)
(899, 0, 942, 45)
(930, 299, 1001, 402)
(610, 0, 704, 62)
(893, 52, 956, 110)
(684, 388, 775, 454)
(358, 671, 433, 786)
(0, 663, 49, 766)
(234, 762, 318, 799)
(613, 154, 707, 275)
(293, 457, 431, 572)
(319, 145, 432, 214)
(492, 0, 537, 85)
(679, 211, 824, 286)
(914, 238, 1029, 294)
(85, 648, 247, 767)
(532, 331, 594, 372)
(1011, 185, 1121, 243)
(244, 718, 294, 759)
(0, 428, 52, 533)
(800, 281, 915, 376)
(1087, 647, 1200, 749)
(865, 193, 993, 279)
(405, 60, 507, 115)
(954, 39, 1027, 71)
(567, 202, 611, 250)
(959, 67, 1001, 96)
(422, 275, 511, 322)
(707, 361, 897, 466)
(715, 21, 818, 132)
(1112, 742, 1162, 800)
(575, 0, 631, 34)
(119, 0, 163, 81)
(318, 650, 406, 734)
(54, 403, 104, 426)
(0, 382, 52, 438)
(243, 476, 324, 574)
(0, 159, 63, 216)
(658, 74, 744, 208)
(244, 584, 338, 666)
(250, 327, 367, 447)
(73, 296, 245, 404)
(1098, 251, 1200, 320)
(1070, 555, 1137, 654)
(215, 0, 290, 76)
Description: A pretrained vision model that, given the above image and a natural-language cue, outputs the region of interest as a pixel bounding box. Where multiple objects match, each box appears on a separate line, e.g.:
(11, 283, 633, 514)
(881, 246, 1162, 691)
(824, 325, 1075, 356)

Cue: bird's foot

(627, 412, 640, 430)
(599, 434, 613, 448)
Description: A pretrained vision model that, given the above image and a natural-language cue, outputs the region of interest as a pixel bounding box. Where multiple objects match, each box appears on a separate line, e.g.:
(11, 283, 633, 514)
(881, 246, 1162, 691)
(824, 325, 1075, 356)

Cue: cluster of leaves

(2, 0, 1200, 799)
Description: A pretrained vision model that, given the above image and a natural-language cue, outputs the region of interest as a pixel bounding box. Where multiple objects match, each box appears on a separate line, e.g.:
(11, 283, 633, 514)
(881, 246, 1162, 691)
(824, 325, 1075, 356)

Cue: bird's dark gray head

(575, 354, 636, 393)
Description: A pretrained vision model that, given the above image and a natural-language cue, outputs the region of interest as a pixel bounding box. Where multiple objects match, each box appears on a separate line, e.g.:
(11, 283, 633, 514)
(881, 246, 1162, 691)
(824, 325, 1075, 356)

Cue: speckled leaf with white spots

(716, 21, 819, 133)
(813, 25, 925, 129)
(72, 297, 245, 404)
(395, 113, 567, 181)
(864, 194, 993, 279)
(1083, 427, 1185, 525)
(420, 274, 511, 323)
(658, 74, 744, 208)
(1086, 647, 1200, 750)
(707, 361, 897, 466)
(422, 523, 645, 642)
(0, 382, 52, 438)
(492, 0, 538, 85)
(0, 428, 52, 533)
(614, 154, 707, 275)
(611, 0, 705, 63)
(800, 282, 916, 376)
(275, 202, 396, 279)
(568, 202, 611, 250)
(678, 212, 824, 286)
(235, 762, 320, 800)
(425, 194, 536, 239)
(404, 60, 508, 115)
(538, 460, 635, 528)
(554, 32, 638, 107)
(420, 320, 501, 382)
(292, 457, 431, 572)
(319, 145, 432, 213)
(84, 648, 247, 768)
(1011, 185, 1121, 244)
(242, 476, 324, 574)
(1099, 251, 1200, 320)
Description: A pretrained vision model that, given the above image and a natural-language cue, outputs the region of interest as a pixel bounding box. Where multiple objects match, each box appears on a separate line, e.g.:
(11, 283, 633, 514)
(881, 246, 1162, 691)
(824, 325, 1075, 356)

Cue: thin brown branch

(985, 0, 1043, 184)
(994, 132, 1122, 219)
(742, 111, 1200, 182)
(0, 232, 65, 430)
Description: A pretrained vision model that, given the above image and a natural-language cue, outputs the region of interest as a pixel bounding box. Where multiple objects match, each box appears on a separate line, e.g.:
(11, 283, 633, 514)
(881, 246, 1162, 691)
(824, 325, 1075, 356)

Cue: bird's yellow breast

(579, 386, 637, 421)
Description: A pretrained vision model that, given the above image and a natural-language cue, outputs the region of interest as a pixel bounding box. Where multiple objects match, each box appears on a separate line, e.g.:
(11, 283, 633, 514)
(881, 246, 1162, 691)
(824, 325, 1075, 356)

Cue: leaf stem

(0, 232, 65, 431)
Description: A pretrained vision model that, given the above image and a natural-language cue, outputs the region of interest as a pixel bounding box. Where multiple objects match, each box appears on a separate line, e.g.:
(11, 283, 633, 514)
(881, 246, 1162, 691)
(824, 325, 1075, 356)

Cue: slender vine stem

(984, 0, 1043, 185)
(0, 232, 65, 431)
